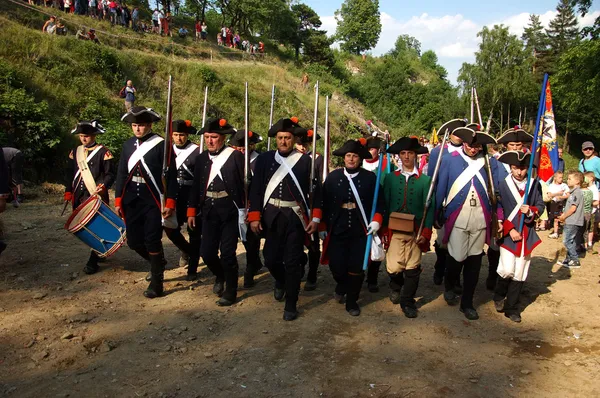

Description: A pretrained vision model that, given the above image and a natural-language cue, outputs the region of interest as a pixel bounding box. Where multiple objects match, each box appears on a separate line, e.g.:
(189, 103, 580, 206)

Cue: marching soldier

(362, 137, 388, 292)
(115, 106, 178, 298)
(229, 129, 264, 287)
(187, 118, 245, 306)
(435, 126, 498, 320)
(294, 131, 323, 290)
(248, 117, 321, 321)
(494, 151, 545, 322)
(427, 119, 467, 288)
(486, 126, 533, 290)
(321, 139, 384, 316)
(64, 120, 115, 274)
(163, 119, 201, 281)
(382, 137, 433, 318)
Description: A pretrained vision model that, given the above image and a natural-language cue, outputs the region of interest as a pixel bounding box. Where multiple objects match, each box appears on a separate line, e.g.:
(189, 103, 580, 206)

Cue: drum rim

(97, 233, 127, 258)
(64, 195, 102, 233)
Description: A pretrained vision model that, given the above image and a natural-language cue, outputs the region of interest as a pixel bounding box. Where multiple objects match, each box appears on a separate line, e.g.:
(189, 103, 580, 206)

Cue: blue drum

(65, 195, 126, 257)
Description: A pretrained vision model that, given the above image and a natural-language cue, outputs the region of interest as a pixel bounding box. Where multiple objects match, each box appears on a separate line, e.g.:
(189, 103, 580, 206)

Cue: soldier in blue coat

(435, 126, 498, 320)
(486, 127, 533, 290)
(427, 119, 467, 287)
(494, 151, 545, 323)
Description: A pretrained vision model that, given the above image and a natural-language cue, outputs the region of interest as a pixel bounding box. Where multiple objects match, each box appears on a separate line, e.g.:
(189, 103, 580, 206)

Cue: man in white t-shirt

(548, 170, 569, 239)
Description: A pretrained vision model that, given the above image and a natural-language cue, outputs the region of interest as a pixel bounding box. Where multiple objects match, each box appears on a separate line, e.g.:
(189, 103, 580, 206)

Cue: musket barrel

(323, 96, 330, 182)
(200, 86, 208, 152)
(309, 81, 319, 195)
(267, 84, 275, 150)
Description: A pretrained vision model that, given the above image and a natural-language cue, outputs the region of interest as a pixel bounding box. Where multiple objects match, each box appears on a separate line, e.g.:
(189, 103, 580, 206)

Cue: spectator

(259, 41, 264, 54)
(558, 147, 565, 172)
(217, 32, 222, 46)
(221, 25, 226, 44)
(178, 26, 188, 39)
(88, 0, 96, 18)
(195, 19, 201, 41)
(42, 15, 57, 34)
(152, 9, 160, 34)
(64, 0, 72, 13)
(201, 20, 207, 41)
(581, 178, 594, 252)
(164, 11, 172, 36)
(122, 5, 130, 27)
(131, 7, 139, 31)
(233, 32, 240, 48)
(548, 170, 569, 238)
(87, 28, 100, 44)
(579, 141, 600, 185)
(124, 80, 136, 111)
(2, 147, 24, 208)
(76, 26, 88, 40)
(557, 170, 585, 269)
(583, 172, 599, 251)
(108, 0, 117, 25)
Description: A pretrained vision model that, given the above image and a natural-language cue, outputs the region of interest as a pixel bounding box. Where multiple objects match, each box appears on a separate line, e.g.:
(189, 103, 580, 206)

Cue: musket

(470, 87, 475, 124)
(366, 120, 391, 173)
(244, 82, 250, 213)
(416, 127, 450, 240)
(161, 75, 173, 214)
(199, 86, 208, 152)
(61, 200, 70, 216)
(267, 84, 275, 150)
(473, 87, 500, 240)
(308, 81, 319, 209)
(322, 95, 330, 182)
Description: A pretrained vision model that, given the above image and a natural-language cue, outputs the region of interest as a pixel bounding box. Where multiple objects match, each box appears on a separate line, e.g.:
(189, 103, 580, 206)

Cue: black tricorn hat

(268, 117, 301, 137)
(466, 122, 483, 131)
(498, 150, 533, 168)
(199, 118, 236, 135)
(366, 137, 382, 149)
(387, 137, 428, 155)
(121, 106, 162, 124)
(332, 139, 371, 159)
(295, 127, 321, 144)
(71, 120, 106, 135)
(453, 127, 497, 146)
(229, 129, 263, 147)
(172, 119, 197, 135)
(497, 126, 533, 144)
(437, 118, 468, 136)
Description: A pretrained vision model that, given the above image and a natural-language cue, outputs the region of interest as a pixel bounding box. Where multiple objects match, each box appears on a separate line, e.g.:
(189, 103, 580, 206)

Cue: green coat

(382, 171, 434, 233)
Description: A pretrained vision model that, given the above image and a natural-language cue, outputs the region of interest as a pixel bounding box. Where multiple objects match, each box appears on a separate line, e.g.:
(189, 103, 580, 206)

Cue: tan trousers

(386, 231, 422, 274)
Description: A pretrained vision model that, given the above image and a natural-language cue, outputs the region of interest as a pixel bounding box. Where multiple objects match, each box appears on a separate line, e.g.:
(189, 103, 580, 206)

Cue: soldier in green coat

(382, 137, 434, 318)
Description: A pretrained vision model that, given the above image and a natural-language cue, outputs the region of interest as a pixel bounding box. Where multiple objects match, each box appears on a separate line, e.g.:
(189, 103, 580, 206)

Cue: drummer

(64, 120, 115, 274)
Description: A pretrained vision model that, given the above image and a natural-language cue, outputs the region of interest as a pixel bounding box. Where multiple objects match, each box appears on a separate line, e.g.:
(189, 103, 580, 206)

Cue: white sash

(445, 155, 486, 206)
(344, 169, 368, 227)
(174, 143, 198, 177)
(207, 147, 235, 187)
(127, 135, 164, 173)
(73, 145, 102, 195)
(263, 151, 303, 208)
(506, 175, 535, 222)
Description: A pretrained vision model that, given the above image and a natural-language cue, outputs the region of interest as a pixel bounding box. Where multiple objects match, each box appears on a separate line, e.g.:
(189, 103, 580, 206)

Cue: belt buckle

(272, 198, 280, 207)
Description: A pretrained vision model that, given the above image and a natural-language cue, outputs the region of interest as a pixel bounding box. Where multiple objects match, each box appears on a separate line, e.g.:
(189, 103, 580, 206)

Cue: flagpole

(518, 73, 548, 233)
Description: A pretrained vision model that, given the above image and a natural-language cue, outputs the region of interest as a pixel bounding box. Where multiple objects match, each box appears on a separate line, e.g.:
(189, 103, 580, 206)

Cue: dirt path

(1, 188, 599, 397)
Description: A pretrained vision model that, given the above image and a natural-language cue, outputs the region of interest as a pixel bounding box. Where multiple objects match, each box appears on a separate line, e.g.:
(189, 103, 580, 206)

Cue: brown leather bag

(388, 212, 415, 233)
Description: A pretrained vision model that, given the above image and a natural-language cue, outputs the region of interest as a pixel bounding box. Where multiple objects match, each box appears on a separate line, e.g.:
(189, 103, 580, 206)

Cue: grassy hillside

(0, 2, 369, 181)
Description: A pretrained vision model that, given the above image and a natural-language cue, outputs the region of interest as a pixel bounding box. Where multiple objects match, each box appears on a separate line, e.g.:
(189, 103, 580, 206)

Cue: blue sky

(303, 0, 600, 84)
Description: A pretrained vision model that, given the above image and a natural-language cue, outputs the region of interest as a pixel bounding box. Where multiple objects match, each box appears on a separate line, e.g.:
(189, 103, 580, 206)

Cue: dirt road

(1, 188, 599, 397)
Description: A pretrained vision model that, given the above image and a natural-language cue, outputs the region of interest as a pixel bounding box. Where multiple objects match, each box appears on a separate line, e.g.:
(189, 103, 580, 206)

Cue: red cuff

(318, 222, 327, 232)
(530, 206, 539, 215)
(372, 212, 383, 225)
(166, 198, 176, 209)
(312, 208, 322, 220)
(187, 208, 197, 217)
(64, 192, 73, 201)
(247, 211, 261, 222)
(115, 197, 122, 207)
(503, 219, 515, 236)
(421, 227, 432, 241)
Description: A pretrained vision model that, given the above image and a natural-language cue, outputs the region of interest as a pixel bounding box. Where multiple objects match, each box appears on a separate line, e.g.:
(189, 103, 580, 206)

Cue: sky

(302, 0, 600, 84)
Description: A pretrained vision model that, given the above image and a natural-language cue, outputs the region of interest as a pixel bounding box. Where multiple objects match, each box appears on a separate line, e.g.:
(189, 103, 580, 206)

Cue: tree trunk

(500, 102, 503, 134)
(507, 102, 510, 131)
(563, 117, 569, 152)
(201, 0, 207, 21)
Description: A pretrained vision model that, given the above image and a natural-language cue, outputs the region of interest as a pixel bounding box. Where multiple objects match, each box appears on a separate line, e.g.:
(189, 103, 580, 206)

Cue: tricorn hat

(387, 137, 428, 155)
(199, 118, 236, 135)
(332, 138, 371, 159)
(229, 129, 263, 147)
(121, 106, 162, 124)
(498, 150, 533, 168)
(268, 117, 301, 137)
(172, 119, 197, 135)
(497, 126, 533, 144)
(453, 127, 497, 146)
(437, 118, 468, 136)
(365, 137, 382, 149)
(295, 127, 321, 144)
(71, 120, 106, 135)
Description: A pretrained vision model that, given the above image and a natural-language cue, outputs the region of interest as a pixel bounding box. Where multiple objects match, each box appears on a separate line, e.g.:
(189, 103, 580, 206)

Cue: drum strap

(75, 145, 101, 195)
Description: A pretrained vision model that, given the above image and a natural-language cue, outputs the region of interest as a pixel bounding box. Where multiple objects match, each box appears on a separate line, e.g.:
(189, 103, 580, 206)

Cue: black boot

(213, 278, 225, 297)
(346, 272, 365, 316)
(83, 251, 100, 275)
(144, 253, 165, 299)
(283, 264, 302, 320)
(459, 254, 482, 320)
(444, 256, 462, 305)
(433, 244, 447, 285)
(388, 272, 404, 304)
(486, 248, 500, 291)
(503, 280, 524, 321)
(217, 269, 238, 306)
(305, 243, 319, 291)
(400, 267, 421, 318)
(367, 261, 381, 292)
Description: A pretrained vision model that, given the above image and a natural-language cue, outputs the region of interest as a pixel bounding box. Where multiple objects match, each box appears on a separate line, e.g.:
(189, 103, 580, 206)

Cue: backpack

(119, 86, 126, 98)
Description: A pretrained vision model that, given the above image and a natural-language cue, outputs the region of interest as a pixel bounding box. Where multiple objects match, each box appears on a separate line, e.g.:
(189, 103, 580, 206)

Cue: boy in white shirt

(548, 171, 569, 239)
(583, 172, 599, 251)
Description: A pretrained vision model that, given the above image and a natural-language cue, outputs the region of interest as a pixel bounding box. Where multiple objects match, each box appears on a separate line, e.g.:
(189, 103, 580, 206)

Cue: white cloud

(320, 9, 600, 83)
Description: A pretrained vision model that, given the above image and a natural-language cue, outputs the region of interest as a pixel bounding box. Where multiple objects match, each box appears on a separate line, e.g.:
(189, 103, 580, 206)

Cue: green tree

(291, 4, 323, 59)
(547, 0, 580, 56)
(522, 14, 551, 79)
(334, 0, 381, 55)
(421, 50, 448, 79)
(389, 34, 421, 57)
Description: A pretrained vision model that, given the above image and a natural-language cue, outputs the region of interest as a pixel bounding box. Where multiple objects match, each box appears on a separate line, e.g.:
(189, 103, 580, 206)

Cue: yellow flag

(430, 127, 438, 145)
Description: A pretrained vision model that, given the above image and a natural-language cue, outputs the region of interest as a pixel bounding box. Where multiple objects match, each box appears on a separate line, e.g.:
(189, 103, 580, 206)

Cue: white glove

(366, 221, 381, 235)
(319, 231, 327, 240)
(238, 208, 247, 225)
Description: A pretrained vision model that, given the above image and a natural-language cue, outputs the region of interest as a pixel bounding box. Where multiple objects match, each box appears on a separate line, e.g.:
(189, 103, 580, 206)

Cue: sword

(61, 200, 70, 216)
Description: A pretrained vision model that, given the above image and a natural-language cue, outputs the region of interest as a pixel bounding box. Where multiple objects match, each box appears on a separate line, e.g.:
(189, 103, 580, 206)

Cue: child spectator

(583, 172, 599, 251)
(217, 32, 222, 46)
(124, 80, 136, 111)
(581, 179, 593, 252)
(548, 170, 569, 238)
(178, 26, 188, 39)
(201, 21, 207, 41)
(557, 171, 585, 269)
